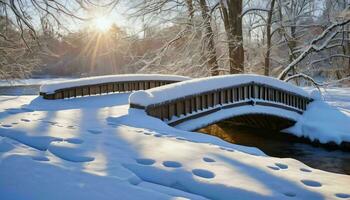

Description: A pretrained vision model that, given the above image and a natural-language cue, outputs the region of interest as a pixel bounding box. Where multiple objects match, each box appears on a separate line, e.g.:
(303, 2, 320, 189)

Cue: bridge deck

(39, 74, 189, 100)
(129, 75, 312, 130)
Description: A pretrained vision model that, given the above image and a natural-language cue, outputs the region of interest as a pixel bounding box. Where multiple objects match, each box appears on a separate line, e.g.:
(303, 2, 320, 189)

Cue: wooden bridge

(39, 74, 189, 100)
(39, 74, 312, 130)
(129, 75, 313, 131)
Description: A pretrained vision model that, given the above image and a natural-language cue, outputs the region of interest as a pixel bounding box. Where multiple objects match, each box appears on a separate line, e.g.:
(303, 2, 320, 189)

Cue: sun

(92, 16, 112, 32)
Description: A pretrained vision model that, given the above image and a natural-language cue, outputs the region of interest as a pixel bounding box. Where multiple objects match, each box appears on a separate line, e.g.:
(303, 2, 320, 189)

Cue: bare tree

(220, 0, 244, 74)
(199, 0, 219, 76)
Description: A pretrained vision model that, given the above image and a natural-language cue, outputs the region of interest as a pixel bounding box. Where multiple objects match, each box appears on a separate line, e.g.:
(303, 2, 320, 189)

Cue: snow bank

(129, 74, 310, 107)
(1, 91, 350, 199)
(285, 97, 350, 144)
(40, 74, 190, 94)
(0, 78, 71, 87)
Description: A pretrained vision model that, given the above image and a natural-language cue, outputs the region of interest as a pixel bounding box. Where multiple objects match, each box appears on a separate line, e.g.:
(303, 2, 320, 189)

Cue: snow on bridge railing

(129, 74, 313, 125)
(39, 74, 190, 100)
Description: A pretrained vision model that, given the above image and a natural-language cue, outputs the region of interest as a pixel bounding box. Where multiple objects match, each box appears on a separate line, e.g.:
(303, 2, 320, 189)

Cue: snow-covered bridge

(39, 74, 189, 99)
(129, 75, 313, 131)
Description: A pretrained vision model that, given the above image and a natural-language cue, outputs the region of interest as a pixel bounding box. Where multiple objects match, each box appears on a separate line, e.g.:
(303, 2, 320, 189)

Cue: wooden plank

(196, 96, 201, 111)
(227, 89, 232, 103)
(201, 95, 206, 109)
(191, 97, 196, 113)
(147, 108, 156, 118)
(176, 101, 184, 117)
(234, 88, 238, 101)
(223, 90, 228, 103)
(89, 86, 96, 95)
(112, 83, 118, 92)
(145, 81, 149, 89)
(150, 81, 155, 88)
(139, 82, 144, 90)
(169, 103, 175, 120)
(161, 105, 169, 120)
(248, 85, 252, 99)
(192, 96, 198, 112)
(52, 92, 59, 100)
(185, 99, 191, 114)
(101, 84, 108, 93)
(244, 86, 248, 99)
(63, 90, 69, 99)
(208, 93, 213, 107)
(69, 89, 75, 98)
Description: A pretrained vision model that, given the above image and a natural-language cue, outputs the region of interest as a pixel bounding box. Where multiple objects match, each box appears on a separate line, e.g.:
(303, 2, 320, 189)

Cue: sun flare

(93, 16, 113, 32)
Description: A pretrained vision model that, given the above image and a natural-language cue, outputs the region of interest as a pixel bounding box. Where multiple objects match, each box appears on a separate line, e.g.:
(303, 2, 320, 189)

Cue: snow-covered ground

(0, 78, 71, 87)
(0, 88, 350, 199)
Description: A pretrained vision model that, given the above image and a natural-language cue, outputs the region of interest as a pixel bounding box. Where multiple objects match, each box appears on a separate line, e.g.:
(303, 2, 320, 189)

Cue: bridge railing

(130, 81, 312, 125)
(39, 74, 189, 100)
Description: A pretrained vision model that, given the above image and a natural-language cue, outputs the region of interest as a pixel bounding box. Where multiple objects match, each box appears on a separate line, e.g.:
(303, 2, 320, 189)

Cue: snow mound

(129, 74, 310, 107)
(40, 74, 190, 94)
(285, 99, 350, 144)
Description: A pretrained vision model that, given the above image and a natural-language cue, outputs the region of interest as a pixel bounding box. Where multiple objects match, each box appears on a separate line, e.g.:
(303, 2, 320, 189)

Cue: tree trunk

(264, 0, 276, 76)
(220, 0, 244, 74)
(199, 0, 219, 76)
(185, 0, 194, 24)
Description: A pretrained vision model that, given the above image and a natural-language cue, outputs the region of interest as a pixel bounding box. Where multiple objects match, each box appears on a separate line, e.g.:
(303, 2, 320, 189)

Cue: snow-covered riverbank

(0, 88, 350, 199)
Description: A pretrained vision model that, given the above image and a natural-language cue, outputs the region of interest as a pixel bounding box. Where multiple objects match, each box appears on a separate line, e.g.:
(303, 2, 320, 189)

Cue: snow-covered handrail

(129, 75, 313, 130)
(39, 74, 190, 100)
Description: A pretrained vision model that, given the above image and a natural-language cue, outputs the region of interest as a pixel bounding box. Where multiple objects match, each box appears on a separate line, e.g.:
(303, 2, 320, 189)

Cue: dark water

(199, 122, 350, 175)
(0, 85, 40, 95)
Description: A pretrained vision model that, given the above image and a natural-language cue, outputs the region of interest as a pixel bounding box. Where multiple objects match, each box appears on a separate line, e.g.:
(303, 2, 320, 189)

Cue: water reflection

(199, 122, 350, 175)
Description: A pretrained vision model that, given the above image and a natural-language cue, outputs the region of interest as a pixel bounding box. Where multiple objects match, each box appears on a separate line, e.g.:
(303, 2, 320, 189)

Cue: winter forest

(1, 0, 349, 83)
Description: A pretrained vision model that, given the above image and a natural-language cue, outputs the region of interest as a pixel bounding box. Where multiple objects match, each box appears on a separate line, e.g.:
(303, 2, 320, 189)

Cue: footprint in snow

(1, 124, 12, 128)
(21, 107, 34, 112)
(107, 122, 117, 126)
(192, 169, 215, 179)
(136, 158, 156, 165)
(66, 125, 75, 129)
(42, 120, 57, 125)
(175, 137, 188, 141)
(48, 142, 94, 163)
(163, 161, 182, 168)
(300, 179, 322, 187)
(87, 129, 102, 134)
(219, 147, 235, 152)
(32, 156, 50, 162)
(65, 138, 84, 144)
(203, 157, 216, 163)
(153, 134, 163, 138)
(283, 192, 296, 197)
(143, 132, 152, 136)
(300, 168, 312, 172)
(20, 119, 30, 122)
(275, 163, 288, 169)
(335, 193, 350, 199)
(5, 108, 22, 114)
(267, 166, 280, 171)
